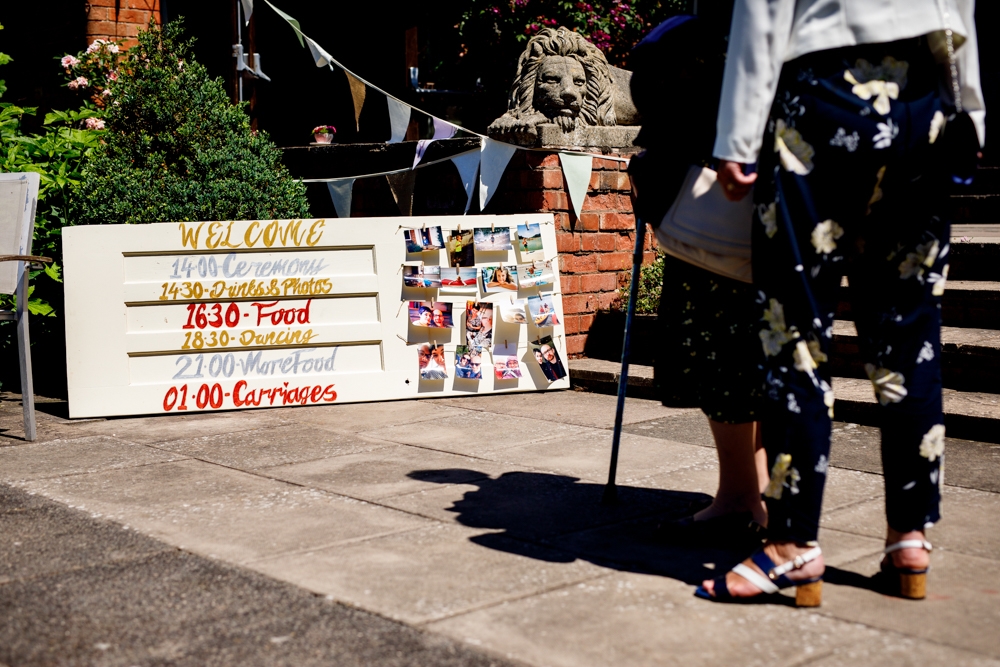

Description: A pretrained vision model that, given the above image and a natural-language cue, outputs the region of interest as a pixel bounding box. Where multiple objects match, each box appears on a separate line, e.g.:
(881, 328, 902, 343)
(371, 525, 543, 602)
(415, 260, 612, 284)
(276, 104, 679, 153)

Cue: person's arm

(714, 0, 796, 199)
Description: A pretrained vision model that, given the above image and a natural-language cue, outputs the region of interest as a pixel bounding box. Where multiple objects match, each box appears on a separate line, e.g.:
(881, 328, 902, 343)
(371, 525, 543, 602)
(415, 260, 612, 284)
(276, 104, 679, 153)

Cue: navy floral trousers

(752, 39, 950, 542)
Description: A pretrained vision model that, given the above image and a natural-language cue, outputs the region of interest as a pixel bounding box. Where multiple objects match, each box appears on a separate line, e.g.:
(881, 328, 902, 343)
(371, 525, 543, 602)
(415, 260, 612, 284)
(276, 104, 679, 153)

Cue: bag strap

(935, 0, 963, 112)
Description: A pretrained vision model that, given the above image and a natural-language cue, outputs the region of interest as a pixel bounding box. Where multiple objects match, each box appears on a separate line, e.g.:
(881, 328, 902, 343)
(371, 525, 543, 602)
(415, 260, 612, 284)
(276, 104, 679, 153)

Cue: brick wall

(86, 0, 161, 48)
(484, 150, 655, 357)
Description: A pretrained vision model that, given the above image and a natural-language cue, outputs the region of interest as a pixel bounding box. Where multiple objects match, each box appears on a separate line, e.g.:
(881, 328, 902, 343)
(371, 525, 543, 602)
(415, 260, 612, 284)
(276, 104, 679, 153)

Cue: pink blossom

(107, 43, 119, 54)
(61, 55, 80, 68)
(84, 117, 106, 130)
(107, 70, 118, 81)
(102, 89, 113, 97)
(86, 40, 105, 54)
(68, 76, 90, 90)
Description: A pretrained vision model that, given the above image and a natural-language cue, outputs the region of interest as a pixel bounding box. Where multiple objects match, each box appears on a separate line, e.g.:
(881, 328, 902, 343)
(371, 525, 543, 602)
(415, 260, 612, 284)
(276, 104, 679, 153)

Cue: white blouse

(713, 0, 985, 163)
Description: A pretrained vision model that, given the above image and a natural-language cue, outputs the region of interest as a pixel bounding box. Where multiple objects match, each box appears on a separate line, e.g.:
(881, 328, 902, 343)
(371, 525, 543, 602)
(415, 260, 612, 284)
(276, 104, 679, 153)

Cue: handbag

(654, 164, 754, 283)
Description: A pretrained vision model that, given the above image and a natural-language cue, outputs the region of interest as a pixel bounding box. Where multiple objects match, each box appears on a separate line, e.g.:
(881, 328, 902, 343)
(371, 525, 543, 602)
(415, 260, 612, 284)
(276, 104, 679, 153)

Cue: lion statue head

(489, 27, 617, 134)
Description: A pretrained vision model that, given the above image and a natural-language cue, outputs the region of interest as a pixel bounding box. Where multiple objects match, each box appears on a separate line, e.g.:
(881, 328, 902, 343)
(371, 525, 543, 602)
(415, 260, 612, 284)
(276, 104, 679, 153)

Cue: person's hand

(717, 160, 757, 202)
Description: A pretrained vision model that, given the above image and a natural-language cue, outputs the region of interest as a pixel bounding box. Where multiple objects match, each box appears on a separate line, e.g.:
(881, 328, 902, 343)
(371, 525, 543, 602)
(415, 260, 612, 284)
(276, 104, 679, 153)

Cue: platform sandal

(694, 546, 824, 607)
(879, 539, 932, 599)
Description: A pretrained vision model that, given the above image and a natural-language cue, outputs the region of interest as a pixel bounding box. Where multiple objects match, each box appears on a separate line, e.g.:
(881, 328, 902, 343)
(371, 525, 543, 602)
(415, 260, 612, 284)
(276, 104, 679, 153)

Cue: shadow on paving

(0, 483, 523, 667)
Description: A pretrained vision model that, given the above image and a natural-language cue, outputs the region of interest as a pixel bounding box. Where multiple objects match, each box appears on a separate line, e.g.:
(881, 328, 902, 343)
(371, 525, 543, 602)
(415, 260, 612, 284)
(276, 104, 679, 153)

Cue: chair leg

(16, 271, 36, 441)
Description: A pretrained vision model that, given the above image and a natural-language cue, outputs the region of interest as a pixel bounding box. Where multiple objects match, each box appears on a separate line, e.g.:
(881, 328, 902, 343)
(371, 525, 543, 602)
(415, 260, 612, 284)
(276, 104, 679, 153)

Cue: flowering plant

(312, 125, 337, 135)
(60, 38, 124, 109)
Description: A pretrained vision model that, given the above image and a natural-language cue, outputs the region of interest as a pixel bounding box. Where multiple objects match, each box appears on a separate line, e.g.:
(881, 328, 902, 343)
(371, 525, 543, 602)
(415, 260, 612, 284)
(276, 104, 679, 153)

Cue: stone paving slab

(271, 399, 470, 435)
(0, 435, 188, 482)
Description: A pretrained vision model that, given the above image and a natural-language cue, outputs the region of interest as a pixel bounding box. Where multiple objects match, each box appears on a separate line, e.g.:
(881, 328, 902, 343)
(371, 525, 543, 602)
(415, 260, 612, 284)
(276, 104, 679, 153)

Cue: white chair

(0, 172, 51, 441)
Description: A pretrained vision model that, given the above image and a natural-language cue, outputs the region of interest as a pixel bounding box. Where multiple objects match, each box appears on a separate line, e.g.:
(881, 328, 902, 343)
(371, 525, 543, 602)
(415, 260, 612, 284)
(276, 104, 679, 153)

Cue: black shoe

(654, 511, 766, 549)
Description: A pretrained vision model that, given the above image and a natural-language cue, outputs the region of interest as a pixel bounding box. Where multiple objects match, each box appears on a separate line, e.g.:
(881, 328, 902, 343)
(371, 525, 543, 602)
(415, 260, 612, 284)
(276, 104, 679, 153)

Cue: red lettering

(233, 380, 248, 407)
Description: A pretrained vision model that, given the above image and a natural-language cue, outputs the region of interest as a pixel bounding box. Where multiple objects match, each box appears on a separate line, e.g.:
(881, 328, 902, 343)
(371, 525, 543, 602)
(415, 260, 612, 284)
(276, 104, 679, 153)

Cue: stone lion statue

(488, 27, 637, 136)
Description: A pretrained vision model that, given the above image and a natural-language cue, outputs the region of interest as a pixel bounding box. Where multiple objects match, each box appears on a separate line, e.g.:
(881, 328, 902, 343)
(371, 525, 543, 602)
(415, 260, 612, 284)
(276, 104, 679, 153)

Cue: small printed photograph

(531, 335, 567, 382)
(402, 265, 441, 288)
(516, 222, 545, 260)
(493, 355, 523, 380)
(418, 343, 448, 380)
(474, 227, 513, 251)
(499, 297, 528, 324)
(408, 301, 453, 328)
(440, 267, 478, 292)
(517, 259, 554, 288)
(448, 230, 475, 267)
(404, 229, 425, 254)
(455, 345, 483, 380)
(465, 301, 494, 349)
(481, 265, 518, 293)
(527, 294, 560, 328)
(422, 226, 445, 249)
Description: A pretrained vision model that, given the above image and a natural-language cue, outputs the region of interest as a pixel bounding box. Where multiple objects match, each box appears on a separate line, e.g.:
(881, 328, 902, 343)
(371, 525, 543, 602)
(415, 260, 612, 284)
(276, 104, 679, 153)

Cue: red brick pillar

(487, 149, 656, 357)
(86, 0, 161, 48)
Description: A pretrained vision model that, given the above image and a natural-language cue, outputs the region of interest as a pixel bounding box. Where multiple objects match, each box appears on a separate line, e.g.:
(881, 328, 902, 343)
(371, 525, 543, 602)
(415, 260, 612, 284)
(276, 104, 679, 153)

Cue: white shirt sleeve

(713, 0, 797, 163)
(956, 0, 986, 146)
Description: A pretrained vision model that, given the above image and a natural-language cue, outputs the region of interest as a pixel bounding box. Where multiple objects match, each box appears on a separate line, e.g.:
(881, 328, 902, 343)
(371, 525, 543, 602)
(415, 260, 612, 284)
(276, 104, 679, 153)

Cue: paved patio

(1, 390, 998, 666)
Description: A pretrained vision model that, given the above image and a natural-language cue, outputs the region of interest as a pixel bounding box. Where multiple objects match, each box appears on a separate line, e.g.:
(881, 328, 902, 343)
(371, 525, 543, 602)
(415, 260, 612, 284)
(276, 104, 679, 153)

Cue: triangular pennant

(240, 0, 253, 23)
(264, 0, 304, 47)
(305, 37, 334, 69)
(432, 117, 457, 140)
(559, 153, 593, 220)
(345, 72, 366, 131)
(413, 139, 434, 169)
(326, 179, 355, 218)
(387, 98, 411, 144)
(478, 138, 517, 211)
(451, 149, 481, 214)
(386, 171, 417, 216)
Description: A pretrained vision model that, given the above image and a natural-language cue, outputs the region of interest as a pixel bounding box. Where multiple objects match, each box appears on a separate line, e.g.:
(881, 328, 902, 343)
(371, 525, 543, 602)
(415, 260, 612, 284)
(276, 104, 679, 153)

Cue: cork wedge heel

(695, 546, 824, 607)
(880, 539, 932, 600)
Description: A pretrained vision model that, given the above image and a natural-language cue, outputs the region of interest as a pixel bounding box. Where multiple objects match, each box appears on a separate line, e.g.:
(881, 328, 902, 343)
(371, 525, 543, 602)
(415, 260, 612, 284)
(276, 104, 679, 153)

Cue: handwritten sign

(63, 214, 567, 418)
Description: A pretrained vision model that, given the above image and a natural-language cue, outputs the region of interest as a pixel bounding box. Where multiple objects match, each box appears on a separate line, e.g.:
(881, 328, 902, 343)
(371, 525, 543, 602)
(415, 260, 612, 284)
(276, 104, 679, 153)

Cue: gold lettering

(306, 220, 325, 247)
(278, 220, 302, 246)
(178, 223, 204, 249)
(244, 221, 262, 247)
(205, 222, 223, 249)
(221, 221, 241, 248)
(262, 221, 279, 248)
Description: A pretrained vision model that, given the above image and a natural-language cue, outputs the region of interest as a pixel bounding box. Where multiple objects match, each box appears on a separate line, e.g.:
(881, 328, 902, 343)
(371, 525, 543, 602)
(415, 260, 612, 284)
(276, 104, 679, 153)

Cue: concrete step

(948, 226, 1000, 281)
(949, 195, 1000, 225)
(568, 357, 1000, 444)
(835, 279, 1000, 329)
(830, 321, 1000, 393)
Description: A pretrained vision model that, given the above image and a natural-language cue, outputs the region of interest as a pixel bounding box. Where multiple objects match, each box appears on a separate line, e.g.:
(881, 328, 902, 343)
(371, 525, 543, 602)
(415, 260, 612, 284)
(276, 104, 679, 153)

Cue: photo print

(516, 222, 545, 260)
(455, 345, 483, 380)
(418, 343, 448, 380)
(499, 297, 528, 324)
(422, 226, 445, 249)
(531, 335, 567, 382)
(404, 229, 425, 254)
(402, 265, 441, 288)
(440, 267, 478, 293)
(527, 294, 560, 328)
(517, 259, 554, 288)
(473, 227, 513, 251)
(465, 301, 494, 349)
(408, 301, 454, 328)
(481, 265, 518, 293)
(493, 341, 521, 380)
(448, 230, 475, 267)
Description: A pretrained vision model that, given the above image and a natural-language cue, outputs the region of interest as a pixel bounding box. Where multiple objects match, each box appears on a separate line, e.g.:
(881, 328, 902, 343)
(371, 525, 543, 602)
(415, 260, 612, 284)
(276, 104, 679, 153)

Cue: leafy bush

(71, 19, 309, 226)
(616, 251, 664, 314)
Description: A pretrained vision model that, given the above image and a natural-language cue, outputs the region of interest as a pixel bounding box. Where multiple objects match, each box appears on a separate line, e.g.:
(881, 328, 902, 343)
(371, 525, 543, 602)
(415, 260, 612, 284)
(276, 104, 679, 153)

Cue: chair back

(0, 172, 40, 295)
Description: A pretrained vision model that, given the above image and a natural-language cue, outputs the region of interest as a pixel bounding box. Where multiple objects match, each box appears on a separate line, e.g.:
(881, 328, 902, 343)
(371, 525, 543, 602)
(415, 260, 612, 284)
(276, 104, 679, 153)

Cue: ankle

(886, 528, 930, 569)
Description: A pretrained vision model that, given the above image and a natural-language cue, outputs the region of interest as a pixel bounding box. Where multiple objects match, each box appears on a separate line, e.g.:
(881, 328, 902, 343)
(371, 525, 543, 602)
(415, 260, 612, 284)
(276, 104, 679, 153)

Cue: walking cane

(602, 203, 647, 506)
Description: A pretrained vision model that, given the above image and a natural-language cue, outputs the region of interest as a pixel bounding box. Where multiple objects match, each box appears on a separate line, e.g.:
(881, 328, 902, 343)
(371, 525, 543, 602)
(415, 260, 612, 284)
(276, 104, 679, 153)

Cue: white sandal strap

(769, 546, 823, 578)
(884, 540, 932, 555)
(732, 563, 780, 594)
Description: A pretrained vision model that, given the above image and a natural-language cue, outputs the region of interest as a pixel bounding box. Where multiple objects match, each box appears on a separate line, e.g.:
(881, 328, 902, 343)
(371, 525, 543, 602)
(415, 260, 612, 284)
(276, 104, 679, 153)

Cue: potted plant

(312, 125, 337, 144)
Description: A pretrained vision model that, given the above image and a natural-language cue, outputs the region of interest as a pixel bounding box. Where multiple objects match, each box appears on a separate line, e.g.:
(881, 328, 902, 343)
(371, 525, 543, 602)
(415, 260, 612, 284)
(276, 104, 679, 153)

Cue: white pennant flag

(413, 118, 460, 168)
(559, 153, 593, 220)
(327, 179, 355, 218)
(478, 138, 517, 211)
(264, 0, 304, 47)
(387, 98, 411, 144)
(305, 37, 335, 70)
(240, 0, 253, 23)
(450, 149, 481, 214)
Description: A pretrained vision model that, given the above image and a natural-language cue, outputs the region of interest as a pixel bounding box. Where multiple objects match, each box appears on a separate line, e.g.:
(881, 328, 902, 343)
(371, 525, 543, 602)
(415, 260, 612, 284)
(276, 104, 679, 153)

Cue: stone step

(568, 357, 1000, 444)
(835, 279, 1000, 329)
(830, 321, 1000, 393)
(950, 195, 1000, 225)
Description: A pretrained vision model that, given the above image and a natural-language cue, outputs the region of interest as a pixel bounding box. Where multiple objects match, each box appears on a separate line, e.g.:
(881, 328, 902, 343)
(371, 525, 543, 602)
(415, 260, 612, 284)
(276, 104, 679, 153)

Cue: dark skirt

(654, 254, 767, 423)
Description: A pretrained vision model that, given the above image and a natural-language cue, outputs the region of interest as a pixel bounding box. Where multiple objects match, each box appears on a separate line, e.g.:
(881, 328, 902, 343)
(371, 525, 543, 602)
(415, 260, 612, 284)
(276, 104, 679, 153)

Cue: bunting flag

(387, 98, 411, 144)
(240, 0, 254, 23)
(306, 37, 335, 69)
(450, 148, 481, 214)
(265, 0, 304, 47)
(559, 153, 593, 220)
(345, 72, 366, 131)
(412, 118, 460, 169)
(386, 171, 417, 216)
(479, 138, 517, 211)
(326, 179, 356, 218)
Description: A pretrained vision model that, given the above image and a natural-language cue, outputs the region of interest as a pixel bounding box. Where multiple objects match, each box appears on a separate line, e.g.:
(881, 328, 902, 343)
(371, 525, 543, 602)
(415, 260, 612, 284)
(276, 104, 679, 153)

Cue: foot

(884, 528, 930, 570)
(700, 541, 825, 599)
(694, 499, 768, 527)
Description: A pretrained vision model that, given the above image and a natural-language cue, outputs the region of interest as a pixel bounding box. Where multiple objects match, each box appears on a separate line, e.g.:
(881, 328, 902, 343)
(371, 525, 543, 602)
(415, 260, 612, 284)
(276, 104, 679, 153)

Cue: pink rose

(86, 40, 104, 54)
(107, 71, 118, 81)
(84, 117, 106, 130)
(61, 55, 80, 68)
(68, 76, 90, 90)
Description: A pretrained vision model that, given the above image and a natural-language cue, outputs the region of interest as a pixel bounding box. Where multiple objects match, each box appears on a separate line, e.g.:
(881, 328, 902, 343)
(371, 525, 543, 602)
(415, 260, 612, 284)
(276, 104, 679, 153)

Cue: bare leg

(694, 420, 768, 526)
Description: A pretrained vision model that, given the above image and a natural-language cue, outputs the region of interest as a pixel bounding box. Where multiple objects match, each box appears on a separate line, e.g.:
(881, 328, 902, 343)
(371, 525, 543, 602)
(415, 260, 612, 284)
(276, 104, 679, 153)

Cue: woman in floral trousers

(699, 0, 984, 605)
